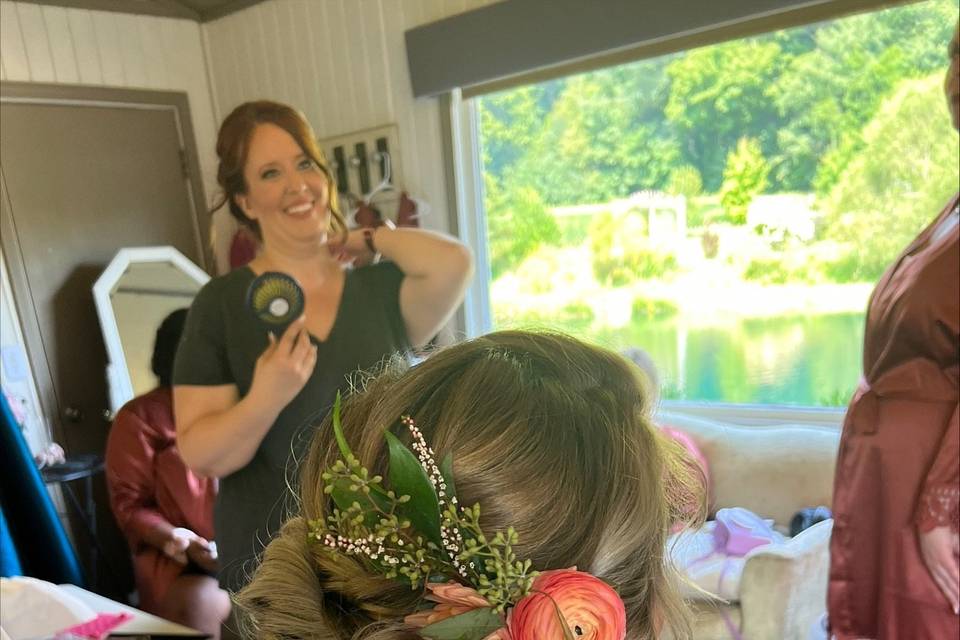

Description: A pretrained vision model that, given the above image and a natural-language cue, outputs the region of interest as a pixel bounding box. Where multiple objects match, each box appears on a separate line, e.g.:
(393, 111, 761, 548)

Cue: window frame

(443, 89, 849, 427)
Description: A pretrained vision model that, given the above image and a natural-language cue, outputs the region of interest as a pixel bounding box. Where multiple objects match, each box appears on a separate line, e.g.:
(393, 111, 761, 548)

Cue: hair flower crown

(307, 394, 627, 640)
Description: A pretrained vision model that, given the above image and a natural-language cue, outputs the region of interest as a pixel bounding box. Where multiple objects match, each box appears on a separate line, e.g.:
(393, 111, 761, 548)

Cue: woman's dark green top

(172, 262, 410, 591)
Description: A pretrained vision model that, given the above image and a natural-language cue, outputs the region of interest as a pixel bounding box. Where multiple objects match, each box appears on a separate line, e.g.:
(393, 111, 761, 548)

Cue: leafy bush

(588, 212, 678, 285)
(632, 298, 679, 320)
(743, 257, 822, 284)
(511, 252, 561, 295)
(820, 74, 960, 282)
(554, 214, 593, 246)
(719, 137, 770, 224)
(821, 251, 874, 283)
(558, 302, 595, 324)
(493, 301, 594, 328)
(485, 180, 560, 280)
(667, 165, 703, 199)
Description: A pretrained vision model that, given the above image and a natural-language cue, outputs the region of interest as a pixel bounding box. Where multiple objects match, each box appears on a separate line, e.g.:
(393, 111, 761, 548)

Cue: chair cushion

(657, 412, 839, 527)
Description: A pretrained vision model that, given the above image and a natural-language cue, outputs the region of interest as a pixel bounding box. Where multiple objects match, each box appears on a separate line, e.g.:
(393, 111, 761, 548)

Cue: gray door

(0, 93, 208, 598)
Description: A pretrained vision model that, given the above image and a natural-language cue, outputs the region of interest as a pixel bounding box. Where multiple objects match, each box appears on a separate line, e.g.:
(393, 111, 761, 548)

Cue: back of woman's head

(237, 330, 704, 639)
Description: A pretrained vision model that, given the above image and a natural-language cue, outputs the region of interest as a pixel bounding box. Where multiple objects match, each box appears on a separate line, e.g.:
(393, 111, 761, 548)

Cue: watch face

(246, 271, 305, 335)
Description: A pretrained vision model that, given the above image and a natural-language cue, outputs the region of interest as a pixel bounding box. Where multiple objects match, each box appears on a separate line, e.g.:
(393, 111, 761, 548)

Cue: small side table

(41, 454, 105, 587)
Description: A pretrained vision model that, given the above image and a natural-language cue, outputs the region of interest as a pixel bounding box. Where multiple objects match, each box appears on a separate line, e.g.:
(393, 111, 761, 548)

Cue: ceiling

(29, 0, 268, 22)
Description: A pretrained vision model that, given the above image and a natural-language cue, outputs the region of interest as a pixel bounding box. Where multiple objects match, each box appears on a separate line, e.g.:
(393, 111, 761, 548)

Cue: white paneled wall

(0, 0, 495, 448)
(0, 0, 219, 451)
(203, 0, 498, 235)
(0, 1, 219, 201)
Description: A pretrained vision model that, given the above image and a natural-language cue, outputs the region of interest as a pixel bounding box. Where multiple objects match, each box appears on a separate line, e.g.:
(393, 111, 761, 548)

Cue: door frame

(0, 82, 211, 444)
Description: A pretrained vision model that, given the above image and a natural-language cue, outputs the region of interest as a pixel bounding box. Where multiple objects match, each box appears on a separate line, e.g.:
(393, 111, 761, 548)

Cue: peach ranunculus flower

(507, 569, 626, 640)
(404, 582, 510, 639)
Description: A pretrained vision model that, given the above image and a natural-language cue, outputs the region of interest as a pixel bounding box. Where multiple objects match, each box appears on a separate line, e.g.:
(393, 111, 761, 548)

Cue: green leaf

(331, 392, 354, 462)
(439, 453, 457, 500)
(419, 608, 504, 640)
(383, 430, 442, 546)
(329, 480, 390, 528)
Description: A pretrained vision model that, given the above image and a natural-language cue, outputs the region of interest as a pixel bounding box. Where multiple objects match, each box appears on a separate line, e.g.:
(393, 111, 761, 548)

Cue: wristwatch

(363, 227, 381, 264)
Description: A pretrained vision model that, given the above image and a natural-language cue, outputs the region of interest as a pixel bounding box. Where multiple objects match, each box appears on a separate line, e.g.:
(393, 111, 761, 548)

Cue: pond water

(552, 313, 865, 407)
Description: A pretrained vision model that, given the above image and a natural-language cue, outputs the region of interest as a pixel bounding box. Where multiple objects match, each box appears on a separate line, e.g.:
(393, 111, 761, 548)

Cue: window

(470, 0, 959, 408)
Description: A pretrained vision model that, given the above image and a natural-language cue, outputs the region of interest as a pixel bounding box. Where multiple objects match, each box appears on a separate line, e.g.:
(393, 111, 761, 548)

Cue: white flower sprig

(308, 398, 537, 611)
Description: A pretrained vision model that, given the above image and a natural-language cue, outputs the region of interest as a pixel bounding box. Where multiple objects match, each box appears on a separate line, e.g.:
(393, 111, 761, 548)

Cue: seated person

(236, 330, 705, 639)
(104, 309, 229, 636)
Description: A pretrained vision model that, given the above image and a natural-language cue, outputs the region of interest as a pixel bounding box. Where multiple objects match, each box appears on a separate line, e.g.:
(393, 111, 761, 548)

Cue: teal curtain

(0, 394, 84, 586)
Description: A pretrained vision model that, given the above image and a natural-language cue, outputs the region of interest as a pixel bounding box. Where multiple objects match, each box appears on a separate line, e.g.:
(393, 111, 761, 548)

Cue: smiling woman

(212, 102, 346, 247)
(171, 101, 474, 593)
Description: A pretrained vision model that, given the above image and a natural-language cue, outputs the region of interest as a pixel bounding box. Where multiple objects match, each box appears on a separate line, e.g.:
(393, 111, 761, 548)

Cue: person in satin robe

(827, 23, 960, 640)
(105, 309, 229, 636)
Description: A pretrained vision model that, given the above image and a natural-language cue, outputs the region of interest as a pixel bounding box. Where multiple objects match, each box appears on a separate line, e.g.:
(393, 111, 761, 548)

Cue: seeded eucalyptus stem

(308, 412, 538, 613)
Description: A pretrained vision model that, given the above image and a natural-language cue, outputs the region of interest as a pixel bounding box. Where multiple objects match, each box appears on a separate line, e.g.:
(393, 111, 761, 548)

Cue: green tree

(822, 74, 960, 281)
(770, 0, 958, 192)
(484, 178, 560, 280)
(476, 0, 957, 206)
(665, 39, 784, 191)
(478, 83, 562, 181)
(512, 60, 681, 205)
(719, 137, 770, 224)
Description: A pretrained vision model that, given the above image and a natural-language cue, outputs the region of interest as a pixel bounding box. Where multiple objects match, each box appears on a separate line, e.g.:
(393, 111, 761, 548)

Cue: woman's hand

(161, 527, 196, 565)
(918, 524, 960, 614)
(249, 315, 318, 409)
(186, 536, 219, 574)
(329, 228, 377, 266)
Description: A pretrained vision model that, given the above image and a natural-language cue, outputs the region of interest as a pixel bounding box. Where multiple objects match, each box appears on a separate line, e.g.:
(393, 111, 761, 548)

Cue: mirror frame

(93, 246, 209, 414)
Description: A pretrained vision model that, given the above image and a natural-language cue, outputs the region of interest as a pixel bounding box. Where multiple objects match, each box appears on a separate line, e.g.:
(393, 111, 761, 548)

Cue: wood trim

(661, 400, 846, 428)
(437, 92, 467, 340)
(19, 0, 269, 22)
(22, 0, 200, 21)
(0, 170, 68, 444)
(0, 81, 213, 273)
(197, 0, 263, 21)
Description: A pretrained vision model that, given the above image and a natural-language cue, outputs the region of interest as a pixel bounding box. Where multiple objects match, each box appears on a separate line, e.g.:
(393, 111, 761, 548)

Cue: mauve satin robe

(104, 386, 217, 613)
(828, 194, 960, 639)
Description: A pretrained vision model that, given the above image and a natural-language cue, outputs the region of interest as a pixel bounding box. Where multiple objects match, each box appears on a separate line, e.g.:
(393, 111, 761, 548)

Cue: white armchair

(658, 411, 841, 640)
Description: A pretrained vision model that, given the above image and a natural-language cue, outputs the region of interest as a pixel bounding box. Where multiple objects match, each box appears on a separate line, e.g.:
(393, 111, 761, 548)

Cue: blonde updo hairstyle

(236, 331, 705, 639)
(211, 100, 347, 242)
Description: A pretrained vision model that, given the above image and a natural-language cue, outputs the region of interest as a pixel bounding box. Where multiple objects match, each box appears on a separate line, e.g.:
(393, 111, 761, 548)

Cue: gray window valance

(405, 0, 908, 98)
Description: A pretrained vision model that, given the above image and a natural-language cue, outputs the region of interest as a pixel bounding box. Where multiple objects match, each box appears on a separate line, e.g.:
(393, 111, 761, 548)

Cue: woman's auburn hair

(235, 330, 706, 640)
(211, 100, 347, 242)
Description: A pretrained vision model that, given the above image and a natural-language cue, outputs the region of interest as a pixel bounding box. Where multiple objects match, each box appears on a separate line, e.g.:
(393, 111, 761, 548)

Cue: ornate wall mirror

(93, 247, 209, 414)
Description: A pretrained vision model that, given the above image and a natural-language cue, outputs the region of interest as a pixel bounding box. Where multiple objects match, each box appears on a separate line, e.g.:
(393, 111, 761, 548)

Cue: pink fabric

(104, 387, 217, 614)
(661, 426, 711, 490)
(60, 613, 133, 639)
(660, 426, 711, 529)
(355, 200, 384, 228)
(713, 507, 778, 556)
(356, 191, 420, 229)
